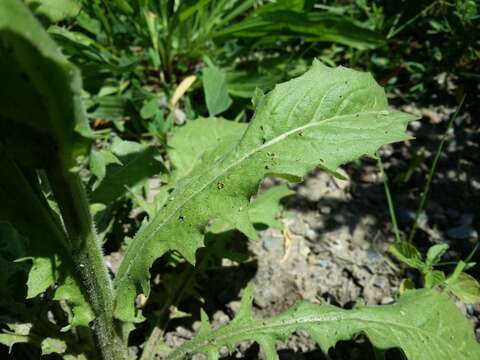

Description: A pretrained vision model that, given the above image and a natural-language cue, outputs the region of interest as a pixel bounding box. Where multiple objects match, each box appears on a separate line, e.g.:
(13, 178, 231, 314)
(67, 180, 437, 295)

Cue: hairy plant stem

(48, 163, 126, 360)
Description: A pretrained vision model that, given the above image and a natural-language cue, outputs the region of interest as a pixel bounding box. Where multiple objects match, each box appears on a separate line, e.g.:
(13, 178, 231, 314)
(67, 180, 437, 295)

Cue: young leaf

(424, 270, 446, 289)
(114, 62, 415, 322)
(446, 272, 480, 304)
(425, 243, 449, 267)
(165, 286, 480, 360)
(203, 66, 233, 116)
(389, 241, 426, 271)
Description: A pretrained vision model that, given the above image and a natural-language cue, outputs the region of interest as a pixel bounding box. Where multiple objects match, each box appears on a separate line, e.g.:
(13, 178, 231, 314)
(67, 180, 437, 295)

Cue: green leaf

(0, 150, 94, 327)
(41, 337, 67, 355)
(90, 149, 122, 190)
(389, 241, 426, 271)
(140, 97, 160, 119)
(25, 0, 81, 22)
(90, 138, 166, 204)
(0, 0, 92, 169)
(215, 6, 385, 50)
(249, 185, 294, 229)
(446, 272, 480, 304)
(178, 0, 214, 21)
(54, 275, 95, 328)
(203, 66, 233, 116)
(424, 270, 446, 289)
(88, 95, 127, 131)
(169, 117, 247, 180)
(227, 70, 281, 99)
(425, 244, 449, 267)
(208, 184, 294, 234)
(114, 62, 415, 322)
(0, 323, 32, 352)
(166, 286, 480, 360)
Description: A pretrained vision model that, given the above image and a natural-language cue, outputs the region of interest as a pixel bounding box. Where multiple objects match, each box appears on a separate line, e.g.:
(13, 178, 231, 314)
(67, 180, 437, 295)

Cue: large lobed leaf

(165, 286, 480, 360)
(114, 61, 415, 321)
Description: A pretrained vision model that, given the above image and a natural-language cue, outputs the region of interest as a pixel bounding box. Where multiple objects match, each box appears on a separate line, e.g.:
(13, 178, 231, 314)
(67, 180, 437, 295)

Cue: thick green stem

(48, 164, 126, 360)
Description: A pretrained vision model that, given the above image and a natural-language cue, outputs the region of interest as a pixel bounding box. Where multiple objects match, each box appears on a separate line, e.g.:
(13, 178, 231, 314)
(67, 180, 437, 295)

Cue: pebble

(447, 213, 478, 240)
(262, 233, 284, 256)
(381, 296, 395, 305)
(447, 224, 478, 240)
(212, 311, 230, 326)
(471, 179, 480, 191)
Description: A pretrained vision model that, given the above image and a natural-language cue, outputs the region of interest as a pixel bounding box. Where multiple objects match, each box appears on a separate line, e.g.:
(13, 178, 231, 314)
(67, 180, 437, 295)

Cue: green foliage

(0, 0, 94, 329)
(25, 0, 81, 22)
(215, 1, 385, 50)
(114, 61, 414, 322)
(44, 0, 390, 143)
(1, 1, 479, 359)
(168, 117, 246, 180)
(248, 185, 295, 230)
(0, 1, 122, 358)
(390, 241, 480, 304)
(202, 66, 233, 116)
(165, 286, 480, 360)
(89, 138, 166, 204)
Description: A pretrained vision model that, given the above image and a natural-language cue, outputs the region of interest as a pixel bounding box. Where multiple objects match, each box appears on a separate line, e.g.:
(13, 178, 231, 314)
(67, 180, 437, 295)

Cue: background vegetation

(1, 0, 479, 359)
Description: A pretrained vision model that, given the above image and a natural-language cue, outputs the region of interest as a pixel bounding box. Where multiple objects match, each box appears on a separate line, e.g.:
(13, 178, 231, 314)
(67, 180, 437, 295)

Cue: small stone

(409, 120, 422, 131)
(381, 296, 394, 305)
(226, 301, 241, 315)
(447, 224, 478, 240)
(318, 206, 331, 215)
(471, 179, 480, 191)
(212, 311, 230, 326)
(192, 321, 202, 332)
(421, 108, 442, 124)
(290, 220, 310, 237)
(261, 232, 284, 257)
(174, 108, 186, 125)
(447, 214, 477, 240)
